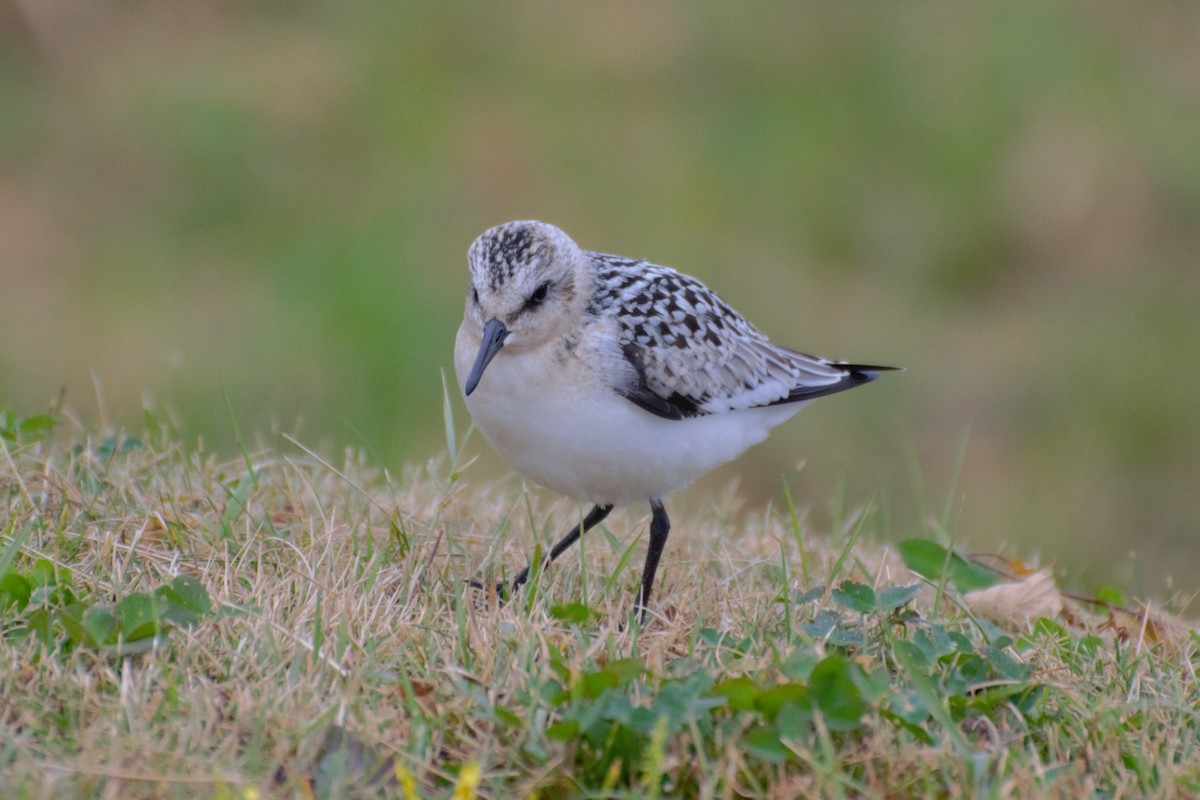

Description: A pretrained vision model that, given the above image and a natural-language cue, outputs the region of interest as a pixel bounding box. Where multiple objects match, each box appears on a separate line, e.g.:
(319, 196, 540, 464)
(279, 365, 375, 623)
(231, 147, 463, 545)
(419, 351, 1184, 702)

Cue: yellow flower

(395, 762, 421, 800)
(452, 760, 482, 800)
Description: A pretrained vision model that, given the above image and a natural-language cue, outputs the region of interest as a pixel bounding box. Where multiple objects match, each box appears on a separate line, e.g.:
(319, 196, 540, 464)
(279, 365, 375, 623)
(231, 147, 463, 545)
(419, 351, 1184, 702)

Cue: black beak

(464, 318, 509, 396)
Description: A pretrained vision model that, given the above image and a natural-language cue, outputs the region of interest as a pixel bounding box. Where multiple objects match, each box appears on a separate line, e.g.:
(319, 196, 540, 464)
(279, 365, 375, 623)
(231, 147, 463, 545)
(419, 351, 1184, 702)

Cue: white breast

(455, 321, 807, 506)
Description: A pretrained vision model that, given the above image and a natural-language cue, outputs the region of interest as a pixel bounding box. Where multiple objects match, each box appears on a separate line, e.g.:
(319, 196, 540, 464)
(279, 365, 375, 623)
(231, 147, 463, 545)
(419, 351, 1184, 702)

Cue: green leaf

(980, 646, 1031, 681)
(886, 689, 931, 727)
(1035, 617, 1068, 637)
(494, 705, 521, 728)
(877, 584, 921, 610)
(154, 575, 212, 626)
(742, 725, 791, 763)
(50, 583, 79, 607)
(549, 602, 598, 625)
(19, 417, 55, 434)
(780, 647, 819, 681)
(31, 559, 69, 588)
(0, 411, 56, 442)
(911, 627, 953, 663)
(18, 414, 56, 438)
(97, 435, 142, 460)
(545, 643, 570, 683)
(794, 586, 824, 605)
(831, 581, 877, 613)
(775, 701, 812, 740)
(115, 593, 163, 641)
(948, 630, 975, 654)
(101, 636, 166, 657)
(604, 657, 645, 686)
(579, 669, 618, 700)
(0, 527, 29, 580)
(572, 698, 609, 739)
(26, 607, 56, 646)
(221, 472, 255, 536)
(810, 655, 867, 731)
(827, 626, 865, 648)
(85, 606, 120, 645)
(0, 572, 32, 612)
(898, 539, 999, 592)
(58, 603, 92, 647)
(968, 683, 1041, 716)
(712, 677, 758, 712)
(540, 678, 566, 707)
(802, 609, 840, 641)
(697, 628, 749, 656)
(755, 683, 810, 720)
(607, 723, 644, 771)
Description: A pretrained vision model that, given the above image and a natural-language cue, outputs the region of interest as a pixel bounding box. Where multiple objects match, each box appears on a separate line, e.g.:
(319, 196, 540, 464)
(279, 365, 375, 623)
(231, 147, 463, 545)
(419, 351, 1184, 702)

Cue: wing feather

(585, 252, 894, 419)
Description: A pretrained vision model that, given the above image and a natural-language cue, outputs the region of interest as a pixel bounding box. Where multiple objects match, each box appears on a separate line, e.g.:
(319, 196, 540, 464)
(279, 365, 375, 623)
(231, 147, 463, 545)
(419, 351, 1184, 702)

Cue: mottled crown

(467, 220, 580, 292)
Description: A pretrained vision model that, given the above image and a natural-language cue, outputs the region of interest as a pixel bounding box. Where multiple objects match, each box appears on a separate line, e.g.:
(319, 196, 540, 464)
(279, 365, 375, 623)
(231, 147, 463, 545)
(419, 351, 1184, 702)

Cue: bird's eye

(526, 281, 550, 309)
(470, 287, 479, 305)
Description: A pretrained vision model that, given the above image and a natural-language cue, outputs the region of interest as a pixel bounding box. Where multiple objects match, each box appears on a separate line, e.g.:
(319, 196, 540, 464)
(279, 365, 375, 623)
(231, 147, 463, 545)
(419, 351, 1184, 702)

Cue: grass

(2, 404, 1198, 799)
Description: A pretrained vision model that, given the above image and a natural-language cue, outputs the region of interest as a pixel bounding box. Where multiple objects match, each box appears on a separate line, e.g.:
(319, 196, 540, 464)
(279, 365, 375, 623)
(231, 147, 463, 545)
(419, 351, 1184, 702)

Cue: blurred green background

(2, 2, 1198, 598)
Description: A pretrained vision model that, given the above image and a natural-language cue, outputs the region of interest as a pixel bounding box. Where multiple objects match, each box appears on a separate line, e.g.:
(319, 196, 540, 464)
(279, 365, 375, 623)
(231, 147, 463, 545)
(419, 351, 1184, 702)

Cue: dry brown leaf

(1101, 603, 1195, 649)
(964, 569, 1064, 628)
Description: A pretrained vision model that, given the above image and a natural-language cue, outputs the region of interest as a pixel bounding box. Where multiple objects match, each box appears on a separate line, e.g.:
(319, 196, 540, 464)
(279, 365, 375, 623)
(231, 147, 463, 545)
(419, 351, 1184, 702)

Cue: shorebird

(455, 220, 897, 622)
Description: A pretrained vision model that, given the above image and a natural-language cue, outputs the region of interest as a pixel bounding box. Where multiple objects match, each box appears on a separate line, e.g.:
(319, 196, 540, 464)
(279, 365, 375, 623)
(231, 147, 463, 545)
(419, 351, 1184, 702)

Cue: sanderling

(455, 220, 897, 622)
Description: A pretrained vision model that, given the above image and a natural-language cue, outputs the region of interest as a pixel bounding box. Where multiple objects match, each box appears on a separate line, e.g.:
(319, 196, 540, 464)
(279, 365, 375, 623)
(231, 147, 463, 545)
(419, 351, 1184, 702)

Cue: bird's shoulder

(579, 251, 851, 419)
(584, 251, 761, 349)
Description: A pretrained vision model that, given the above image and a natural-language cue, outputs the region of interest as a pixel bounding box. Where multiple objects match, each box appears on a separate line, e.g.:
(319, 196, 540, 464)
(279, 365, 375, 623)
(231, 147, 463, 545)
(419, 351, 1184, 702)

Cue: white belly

(455, 324, 806, 505)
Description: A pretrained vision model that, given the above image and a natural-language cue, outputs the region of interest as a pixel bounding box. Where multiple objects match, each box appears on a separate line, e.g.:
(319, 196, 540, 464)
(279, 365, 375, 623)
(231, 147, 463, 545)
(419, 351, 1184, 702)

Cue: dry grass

(1, 409, 1198, 799)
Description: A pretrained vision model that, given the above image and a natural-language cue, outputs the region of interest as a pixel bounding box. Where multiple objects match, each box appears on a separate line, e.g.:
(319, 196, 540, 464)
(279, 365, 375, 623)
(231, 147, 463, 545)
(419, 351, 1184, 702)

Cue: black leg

(509, 503, 613, 593)
(634, 498, 671, 622)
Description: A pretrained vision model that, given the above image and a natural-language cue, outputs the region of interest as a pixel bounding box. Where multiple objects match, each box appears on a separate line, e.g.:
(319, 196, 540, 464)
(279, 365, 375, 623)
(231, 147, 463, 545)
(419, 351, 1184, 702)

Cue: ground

(1, 408, 1197, 799)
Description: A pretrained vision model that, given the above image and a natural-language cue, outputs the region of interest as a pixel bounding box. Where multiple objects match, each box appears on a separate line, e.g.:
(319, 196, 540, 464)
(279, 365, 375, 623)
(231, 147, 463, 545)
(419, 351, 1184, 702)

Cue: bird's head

(462, 220, 587, 395)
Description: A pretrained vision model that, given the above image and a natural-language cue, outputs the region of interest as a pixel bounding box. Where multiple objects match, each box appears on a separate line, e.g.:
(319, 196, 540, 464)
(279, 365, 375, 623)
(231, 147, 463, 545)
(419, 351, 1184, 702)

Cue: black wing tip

(771, 362, 901, 407)
(841, 363, 903, 382)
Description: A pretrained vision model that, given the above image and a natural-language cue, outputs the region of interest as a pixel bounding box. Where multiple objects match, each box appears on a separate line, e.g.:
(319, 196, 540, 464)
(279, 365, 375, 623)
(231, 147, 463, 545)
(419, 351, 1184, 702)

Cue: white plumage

(455, 220, 896, 620)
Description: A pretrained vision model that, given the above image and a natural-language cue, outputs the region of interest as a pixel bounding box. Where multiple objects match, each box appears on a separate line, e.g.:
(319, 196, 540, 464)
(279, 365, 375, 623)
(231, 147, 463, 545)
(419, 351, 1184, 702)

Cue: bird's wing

(586, 253, 892, 420)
